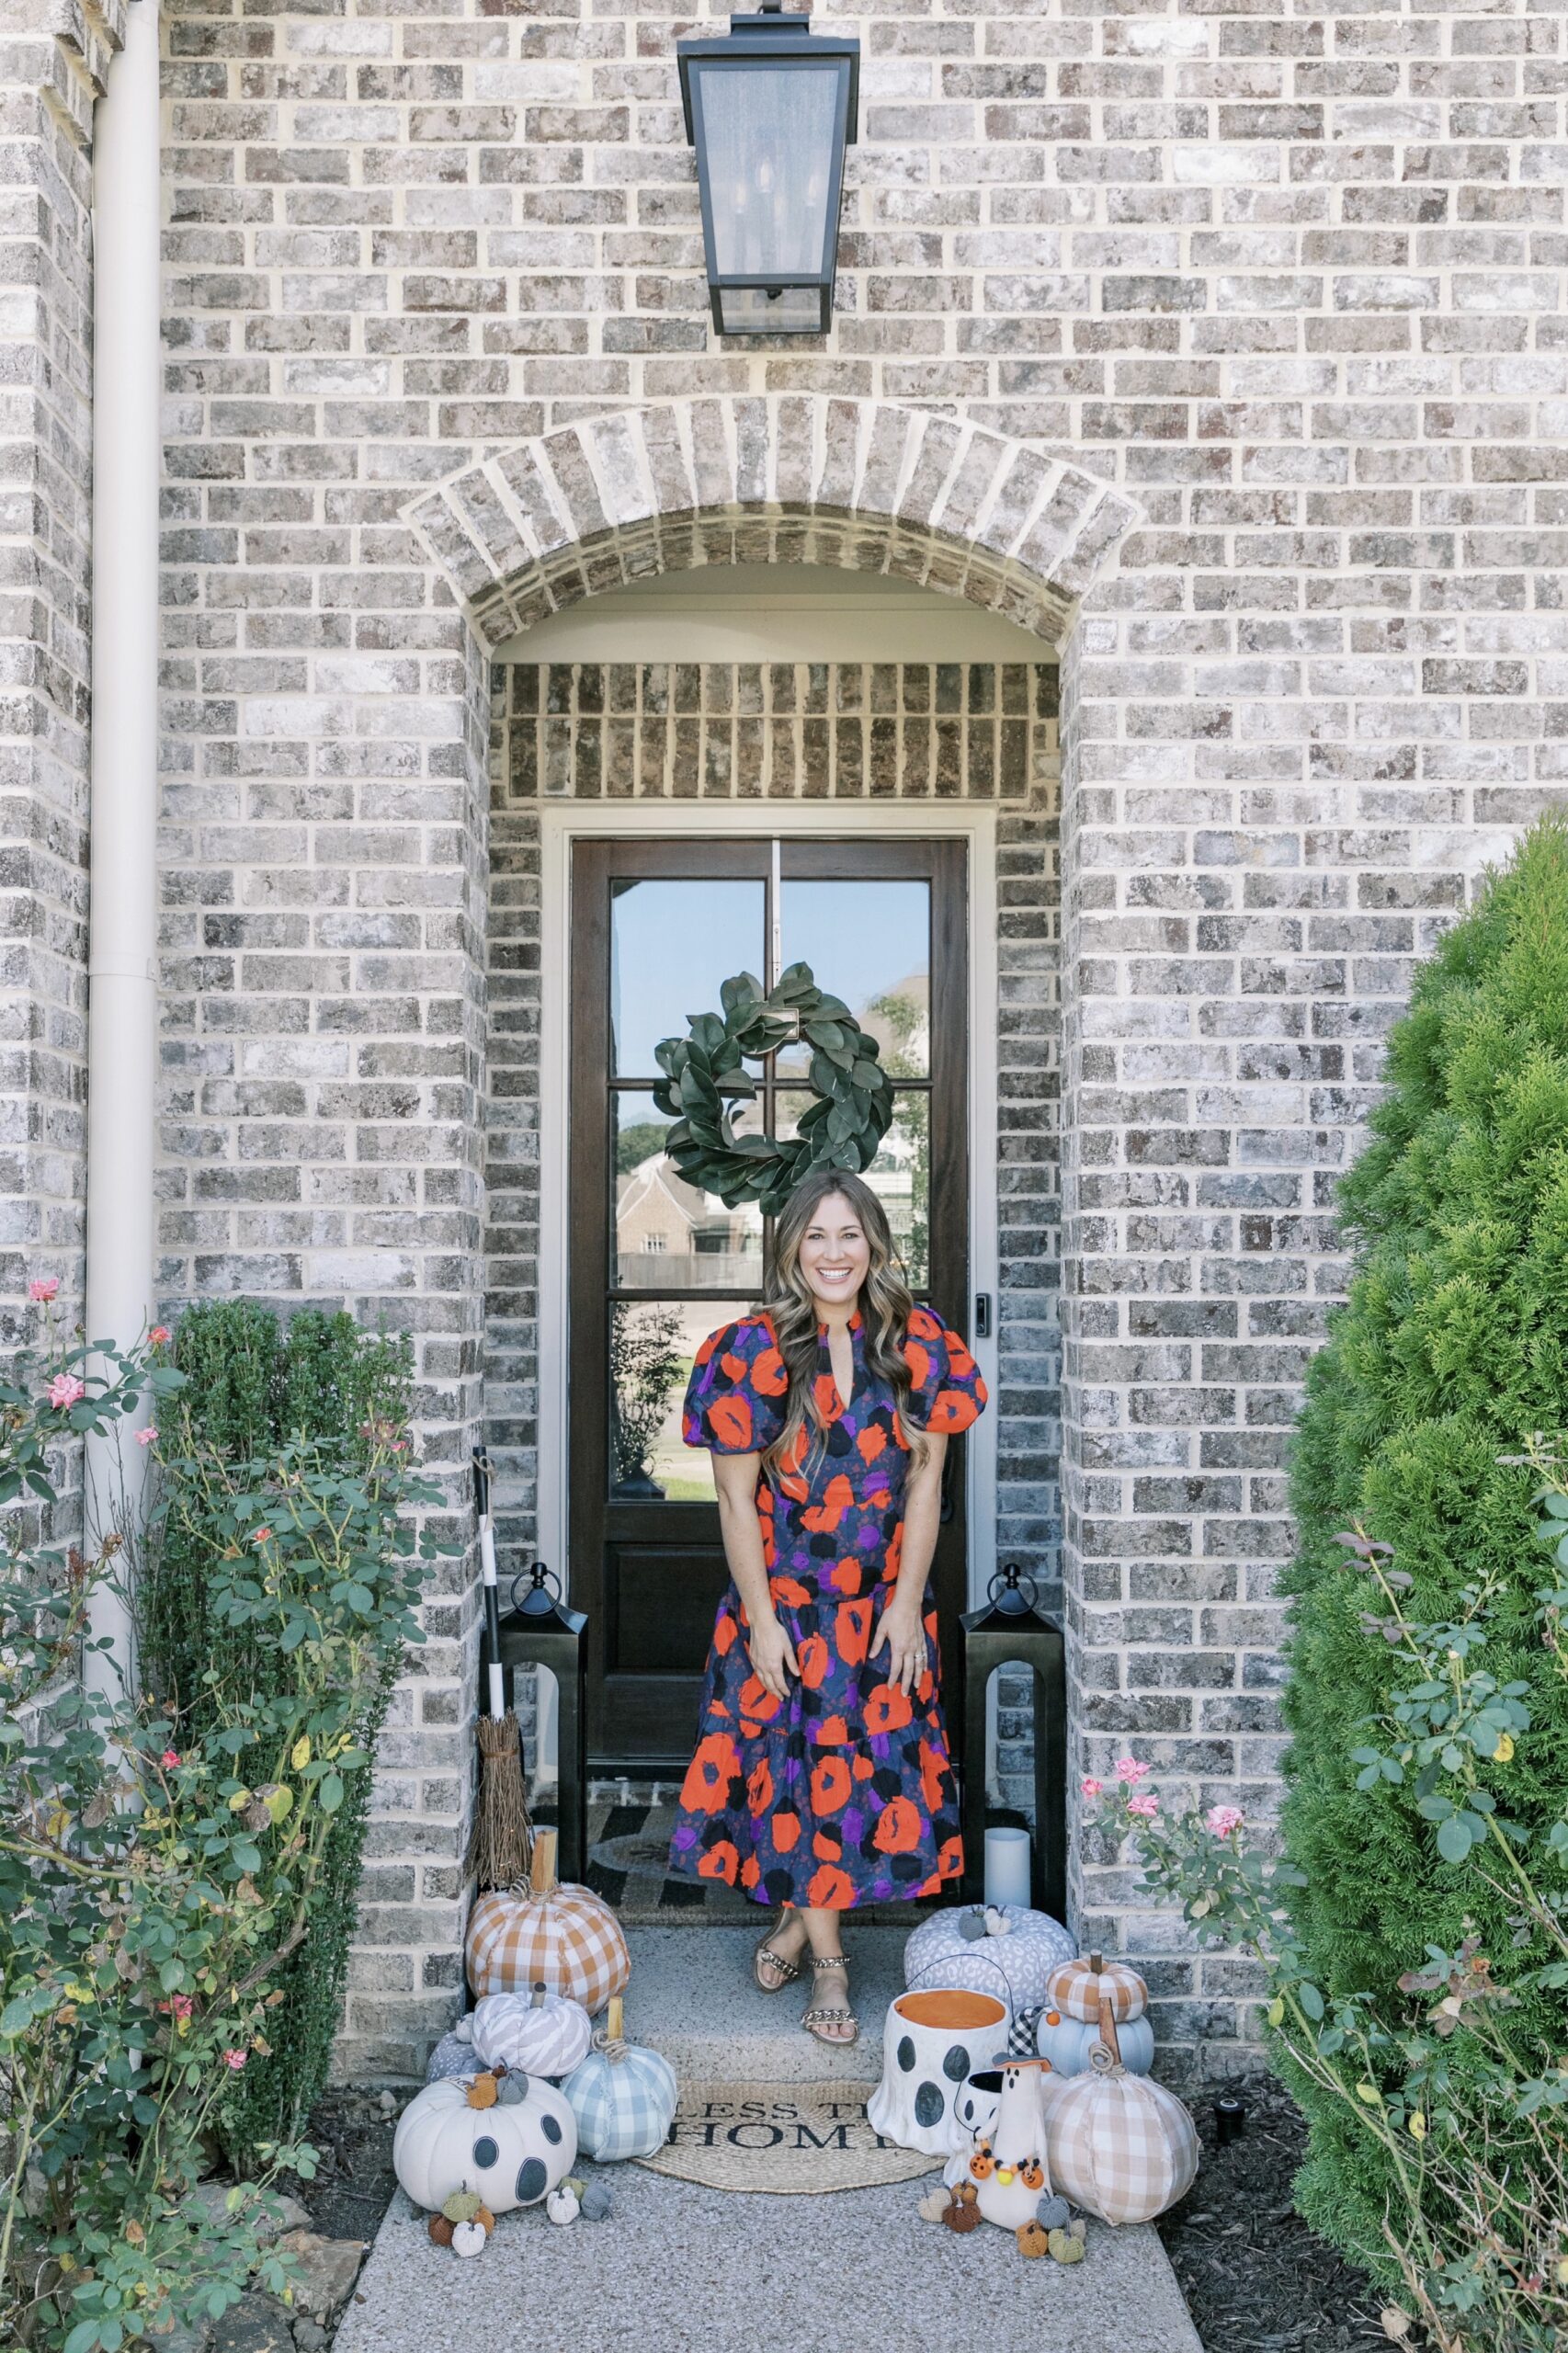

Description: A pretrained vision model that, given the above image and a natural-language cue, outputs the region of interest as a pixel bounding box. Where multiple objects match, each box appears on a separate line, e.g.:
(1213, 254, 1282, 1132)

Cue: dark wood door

(570, 835, 970, 1770)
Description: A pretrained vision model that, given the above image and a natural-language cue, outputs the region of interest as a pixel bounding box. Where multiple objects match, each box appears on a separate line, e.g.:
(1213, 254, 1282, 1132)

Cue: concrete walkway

(336, 1926, 1204, 2353)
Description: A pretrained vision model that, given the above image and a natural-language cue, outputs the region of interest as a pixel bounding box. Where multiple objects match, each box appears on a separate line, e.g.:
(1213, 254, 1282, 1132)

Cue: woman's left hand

(870, 1600, 927, 1697)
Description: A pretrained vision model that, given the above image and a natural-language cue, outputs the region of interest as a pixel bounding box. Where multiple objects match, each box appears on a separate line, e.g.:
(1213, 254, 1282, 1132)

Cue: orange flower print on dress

(707, 1392, 754, 1451)
(835, 1596, 873, 1665)
(669, 1306, 986, 1909)
(873, 1796, 923, 1855)
(797, 1633, 831, 1689)
(807, 1863, 856, 1909)
(864, 1683, 914, 1736)
(680, 1732, 740, 1816)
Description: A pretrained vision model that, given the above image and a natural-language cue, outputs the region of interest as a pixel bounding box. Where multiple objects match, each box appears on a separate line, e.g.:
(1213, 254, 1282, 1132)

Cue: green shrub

(140, 1305, 415, 2164)
(1279, 813, 1568, 2272)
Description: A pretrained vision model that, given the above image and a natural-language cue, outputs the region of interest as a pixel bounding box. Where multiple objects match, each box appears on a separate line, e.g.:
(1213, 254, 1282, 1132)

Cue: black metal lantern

(960, 1564, 1068, 1923)
(498, 1563, 589, 1883)
(677, 1, 859, 337)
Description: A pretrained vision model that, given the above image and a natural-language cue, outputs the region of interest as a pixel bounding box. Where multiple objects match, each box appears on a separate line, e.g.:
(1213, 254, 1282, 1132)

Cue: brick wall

(13, 0, 1536, 2080)
(0, 0, 123, 1342)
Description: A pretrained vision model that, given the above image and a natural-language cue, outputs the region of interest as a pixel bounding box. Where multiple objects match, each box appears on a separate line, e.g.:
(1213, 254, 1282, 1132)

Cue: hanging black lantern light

(677, 1, 859, 338)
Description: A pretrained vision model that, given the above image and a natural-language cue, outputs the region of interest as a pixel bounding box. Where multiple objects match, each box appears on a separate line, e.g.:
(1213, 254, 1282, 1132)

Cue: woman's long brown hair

(757, 1167, 926, 1487)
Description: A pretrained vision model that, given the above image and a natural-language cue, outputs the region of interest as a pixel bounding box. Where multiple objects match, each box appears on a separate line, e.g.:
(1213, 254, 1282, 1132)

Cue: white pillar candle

(984, 1825, 1031, 1910)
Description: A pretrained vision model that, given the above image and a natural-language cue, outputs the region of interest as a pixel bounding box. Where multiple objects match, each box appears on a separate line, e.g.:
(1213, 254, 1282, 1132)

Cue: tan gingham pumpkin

(1044, 1949, 1148, 2026)
(465, 1830, 630, 2016)
(1045, 1999, 1198, 2225)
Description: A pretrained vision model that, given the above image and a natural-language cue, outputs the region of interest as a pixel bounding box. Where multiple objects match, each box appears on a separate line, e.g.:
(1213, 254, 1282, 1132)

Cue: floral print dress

(668, 1304, 987, 1910)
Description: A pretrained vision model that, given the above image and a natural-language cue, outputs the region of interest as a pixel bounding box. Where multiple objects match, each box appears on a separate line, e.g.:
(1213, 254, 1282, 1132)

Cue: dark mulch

(1157, 2079, 1391, 2353)
(298, 2088, 399, 2251)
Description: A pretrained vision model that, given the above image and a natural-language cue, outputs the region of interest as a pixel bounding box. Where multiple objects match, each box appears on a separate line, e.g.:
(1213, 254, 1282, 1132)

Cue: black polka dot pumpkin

(393, 2071, 578, 2215)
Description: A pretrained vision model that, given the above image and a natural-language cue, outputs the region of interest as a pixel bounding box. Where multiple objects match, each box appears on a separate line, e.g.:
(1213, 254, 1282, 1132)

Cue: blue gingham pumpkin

(562, 1998, 677, 2163)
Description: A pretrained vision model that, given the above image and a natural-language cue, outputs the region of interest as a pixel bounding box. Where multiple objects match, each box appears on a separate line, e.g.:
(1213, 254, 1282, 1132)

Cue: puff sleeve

(682, 1315, 789, 1456)
(902, 1305, 988, 1437)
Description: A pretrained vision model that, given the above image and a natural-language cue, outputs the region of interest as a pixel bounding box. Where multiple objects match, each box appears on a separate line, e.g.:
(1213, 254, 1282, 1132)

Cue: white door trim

(534, 801, 1000, 1622)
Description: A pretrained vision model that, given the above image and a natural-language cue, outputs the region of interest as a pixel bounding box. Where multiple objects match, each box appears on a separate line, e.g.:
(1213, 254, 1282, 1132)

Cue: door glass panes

(774, 1089, 928, 1290)
(610, 879, 766, 1077)
(609, 1298, 756, 1504)
(777, 880, 930, 1077)
(614, 1092, 765, 1290)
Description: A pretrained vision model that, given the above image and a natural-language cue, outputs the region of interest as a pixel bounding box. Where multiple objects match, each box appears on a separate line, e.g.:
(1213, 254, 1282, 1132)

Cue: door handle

(974, 1292, 992, 1339)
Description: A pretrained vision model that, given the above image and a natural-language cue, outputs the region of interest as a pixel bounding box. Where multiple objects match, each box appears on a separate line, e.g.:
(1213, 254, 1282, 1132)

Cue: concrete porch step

(335, 1924, 1204, 2353)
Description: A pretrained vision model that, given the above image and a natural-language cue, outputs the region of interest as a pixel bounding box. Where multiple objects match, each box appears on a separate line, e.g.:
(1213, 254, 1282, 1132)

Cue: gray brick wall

(0, 0, 123, 1343)
(0, 0, 1556, 2080)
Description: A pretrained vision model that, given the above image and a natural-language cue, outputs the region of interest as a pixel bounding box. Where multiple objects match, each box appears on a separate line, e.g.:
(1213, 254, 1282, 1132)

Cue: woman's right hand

(746, 1612, 799, 1705)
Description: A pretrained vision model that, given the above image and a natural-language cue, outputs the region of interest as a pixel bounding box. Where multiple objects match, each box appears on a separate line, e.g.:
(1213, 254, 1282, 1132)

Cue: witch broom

(465, 1444, 533, 1889)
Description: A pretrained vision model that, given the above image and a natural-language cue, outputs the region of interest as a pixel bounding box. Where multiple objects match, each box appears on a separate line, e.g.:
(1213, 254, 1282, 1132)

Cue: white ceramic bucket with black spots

(866, 1979, 1011, 2157)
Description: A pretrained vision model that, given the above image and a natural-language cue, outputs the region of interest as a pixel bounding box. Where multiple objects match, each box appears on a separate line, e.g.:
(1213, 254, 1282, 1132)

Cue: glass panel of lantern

(679, 12, 859, 338)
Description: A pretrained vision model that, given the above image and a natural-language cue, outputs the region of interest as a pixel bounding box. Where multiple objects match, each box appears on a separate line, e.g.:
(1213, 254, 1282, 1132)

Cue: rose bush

(1086, 1472, 1568, 2353)
(0, 1304, 445, 2350)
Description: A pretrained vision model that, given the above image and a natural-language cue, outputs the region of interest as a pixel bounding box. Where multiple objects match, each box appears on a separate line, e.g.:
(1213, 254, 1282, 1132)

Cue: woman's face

(797, 1192, 872, 1319)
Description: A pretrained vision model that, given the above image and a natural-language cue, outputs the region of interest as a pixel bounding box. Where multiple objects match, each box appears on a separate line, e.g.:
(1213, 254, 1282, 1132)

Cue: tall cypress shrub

(1280, 814, 1568, 2263)
(141, 1304, 413, 2158)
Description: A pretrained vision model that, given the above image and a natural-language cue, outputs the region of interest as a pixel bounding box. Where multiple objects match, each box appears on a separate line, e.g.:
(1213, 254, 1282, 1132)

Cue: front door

(569, 836, 970, 1771)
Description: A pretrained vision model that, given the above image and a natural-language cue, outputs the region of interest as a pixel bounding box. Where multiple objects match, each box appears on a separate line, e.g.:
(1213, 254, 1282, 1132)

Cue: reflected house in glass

(616, 1156, 761, 1292)
(677, 4, 859, 337)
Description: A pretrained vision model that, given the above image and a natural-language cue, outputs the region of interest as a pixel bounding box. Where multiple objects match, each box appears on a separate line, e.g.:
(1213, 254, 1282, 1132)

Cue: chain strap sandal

(801, 1953, 858, 2048)
(753, 1911, 804, 1995)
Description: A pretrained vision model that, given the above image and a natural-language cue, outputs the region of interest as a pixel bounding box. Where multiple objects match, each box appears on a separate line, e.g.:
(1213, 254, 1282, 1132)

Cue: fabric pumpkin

(465, 1830, 630, 2015)
(1044, 2000, 1197, 2226)
(426, 2029, 478, 2086)
(1045, 1949, 1148, 2026)
(562, 1997, 677, 2163)
(470, 1989, 594, 2078)
(903, 1903, 1074, 2015)
(392, 2072, 576, 2215)
(1036, 2006, 1155, 2080)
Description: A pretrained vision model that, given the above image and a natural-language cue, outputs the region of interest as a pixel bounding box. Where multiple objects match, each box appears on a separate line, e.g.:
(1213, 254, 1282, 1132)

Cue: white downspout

(84, 0, 161, 1693)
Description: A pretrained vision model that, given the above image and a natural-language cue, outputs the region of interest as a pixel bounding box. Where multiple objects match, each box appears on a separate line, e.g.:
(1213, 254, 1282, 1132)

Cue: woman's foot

(753, 1908, 807, 1995)
(801, 1954, 858, 2047)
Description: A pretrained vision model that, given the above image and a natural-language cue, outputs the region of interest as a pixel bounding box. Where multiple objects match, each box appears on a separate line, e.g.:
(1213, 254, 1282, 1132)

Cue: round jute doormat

(638, 2079, 942, 2196)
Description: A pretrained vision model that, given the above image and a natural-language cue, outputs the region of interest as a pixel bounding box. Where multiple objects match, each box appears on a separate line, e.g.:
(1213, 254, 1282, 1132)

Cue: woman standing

(668, 1167, 986, 2047)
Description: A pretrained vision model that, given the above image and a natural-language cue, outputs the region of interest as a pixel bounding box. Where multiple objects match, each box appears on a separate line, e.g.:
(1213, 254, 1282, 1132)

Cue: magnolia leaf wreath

(652, 961, 895, 1214)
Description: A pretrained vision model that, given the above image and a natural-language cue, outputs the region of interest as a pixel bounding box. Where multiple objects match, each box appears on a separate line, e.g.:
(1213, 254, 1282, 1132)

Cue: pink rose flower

(28, 1277, 59, 1303)
(149, 1324, 171, 1345)
(1206, 1804, 1244, 1838)
(1114, 1756, 1150, 1786)
(161, 1749, 180, 1768)
(1080, 1777, 1103, 1799)
(135, 1426, 157, 1449)
(1127, 1793, 1160, 1819)
(252, 1526, 272, 1546)
(223, 2049, 247, 2071)
(161, 1995, 193, 2021)
(48, 1373, 85, 1412)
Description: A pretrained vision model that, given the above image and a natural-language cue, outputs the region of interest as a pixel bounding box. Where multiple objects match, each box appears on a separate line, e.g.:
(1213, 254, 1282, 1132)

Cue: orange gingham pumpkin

(1045, 1949, 1148, 2026)
(465, 1829, 630, 2015)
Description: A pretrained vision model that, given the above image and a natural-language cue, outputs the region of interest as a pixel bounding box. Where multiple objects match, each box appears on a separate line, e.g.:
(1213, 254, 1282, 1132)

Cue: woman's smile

(799, 1202, 871, 1316)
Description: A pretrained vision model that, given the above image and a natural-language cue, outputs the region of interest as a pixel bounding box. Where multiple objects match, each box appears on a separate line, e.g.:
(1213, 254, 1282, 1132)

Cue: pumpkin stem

(607, 1995, 624, 2043)
(529, 1826, 559, 1899)
(1089, 1949, 1103, 1975)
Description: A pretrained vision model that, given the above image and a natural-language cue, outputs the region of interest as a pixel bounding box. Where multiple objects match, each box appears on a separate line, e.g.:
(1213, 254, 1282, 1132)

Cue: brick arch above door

(404, 395, 1141, 653)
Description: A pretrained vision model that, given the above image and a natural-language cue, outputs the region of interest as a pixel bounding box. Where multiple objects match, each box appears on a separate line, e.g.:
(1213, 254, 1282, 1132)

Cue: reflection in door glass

(774, 1090, 929, 1289)
(614, 1093, 766, 1290)
(609, 1298, 758, 1503)
(778, 881, 930, 1077)
(610, 879, 766, 1077)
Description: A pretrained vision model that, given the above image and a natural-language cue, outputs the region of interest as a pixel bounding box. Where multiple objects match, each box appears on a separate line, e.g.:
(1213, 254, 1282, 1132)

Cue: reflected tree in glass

(869, 987, 929, 1287)
(610, 1302, 687, 1497)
